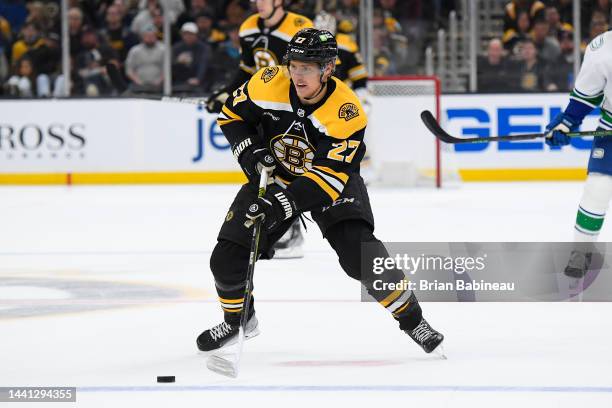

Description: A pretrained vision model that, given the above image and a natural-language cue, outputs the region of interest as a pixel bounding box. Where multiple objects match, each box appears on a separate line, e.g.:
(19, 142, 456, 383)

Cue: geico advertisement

(443, 93, 598, 168)
(0, 99, 238, 172)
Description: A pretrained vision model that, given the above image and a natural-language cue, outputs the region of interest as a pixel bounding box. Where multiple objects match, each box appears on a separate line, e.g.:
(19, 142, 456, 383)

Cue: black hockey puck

(157, 376, 175, 383)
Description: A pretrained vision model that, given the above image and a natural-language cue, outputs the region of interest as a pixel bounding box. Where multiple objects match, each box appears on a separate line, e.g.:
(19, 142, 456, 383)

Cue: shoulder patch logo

(225, 211, 234, 222)
(261, 66, 279, 83)
(338, 103, 359, 121)
(295, 17, 306, 27)
(590, 34, 605, 51)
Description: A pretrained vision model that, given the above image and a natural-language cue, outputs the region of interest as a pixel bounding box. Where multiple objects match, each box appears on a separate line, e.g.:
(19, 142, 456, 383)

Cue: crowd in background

(478, 0, 611, 92)
(0, 0, 453, 97)
(1, 0, 609, 98)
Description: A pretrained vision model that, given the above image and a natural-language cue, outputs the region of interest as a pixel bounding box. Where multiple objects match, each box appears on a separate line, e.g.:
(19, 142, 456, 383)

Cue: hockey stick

(206, 168, 270, 378)
(105, 63, 206, 105)
(420, 110, 612, 144)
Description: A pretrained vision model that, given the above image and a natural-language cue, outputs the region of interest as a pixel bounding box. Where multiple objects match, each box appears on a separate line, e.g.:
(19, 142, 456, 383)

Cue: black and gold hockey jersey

(238, 12, 313, 76)
(218, 66, 367, 211)
(334, 33, 368, 90)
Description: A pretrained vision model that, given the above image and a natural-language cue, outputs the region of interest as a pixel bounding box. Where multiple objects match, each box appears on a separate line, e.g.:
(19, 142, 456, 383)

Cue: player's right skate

(197, 315, 260, 352)
(406, 318, 445, 357)
(564, 249, 592, 278)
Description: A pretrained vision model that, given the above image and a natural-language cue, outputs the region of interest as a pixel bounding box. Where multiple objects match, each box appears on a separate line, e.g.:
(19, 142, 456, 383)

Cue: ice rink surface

(1, 182, 611, 407)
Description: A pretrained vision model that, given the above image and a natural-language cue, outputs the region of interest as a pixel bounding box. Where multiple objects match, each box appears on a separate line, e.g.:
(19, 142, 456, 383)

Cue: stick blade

(420, 110, 458, 144)
(206, 354, 239, 378)
(205, 327, 245, 378)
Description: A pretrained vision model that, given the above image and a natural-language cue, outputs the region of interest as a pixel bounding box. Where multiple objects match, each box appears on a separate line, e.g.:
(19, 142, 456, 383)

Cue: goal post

(367, 75, 456, 188)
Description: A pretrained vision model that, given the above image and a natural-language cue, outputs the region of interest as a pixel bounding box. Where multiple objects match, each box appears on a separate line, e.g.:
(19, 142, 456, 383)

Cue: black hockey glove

(205, 89, 229, 113)
(245, 189, 298, 231)
(233, 138, 276, 183)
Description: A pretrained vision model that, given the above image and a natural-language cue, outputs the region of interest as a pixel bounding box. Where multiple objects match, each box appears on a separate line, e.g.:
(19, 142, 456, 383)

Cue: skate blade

(272, 247, 304, 259)
(206, 354, 239, 378)
(432, 344, 447, 360)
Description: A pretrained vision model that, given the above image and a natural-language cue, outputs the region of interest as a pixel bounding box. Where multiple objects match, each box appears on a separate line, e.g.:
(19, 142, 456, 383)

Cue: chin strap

(262, 1, 283, 22)
(304, 82, 326, 101)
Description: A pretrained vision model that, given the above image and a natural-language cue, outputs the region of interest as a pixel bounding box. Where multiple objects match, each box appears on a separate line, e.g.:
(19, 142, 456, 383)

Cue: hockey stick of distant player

(206, 169, 270, 378)
(105, 63, 206, 105)
(420, 110, 612, 144)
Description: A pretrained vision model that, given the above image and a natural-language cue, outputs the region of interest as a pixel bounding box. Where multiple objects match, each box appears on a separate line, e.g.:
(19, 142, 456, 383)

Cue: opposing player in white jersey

(544, 31, 612, 276)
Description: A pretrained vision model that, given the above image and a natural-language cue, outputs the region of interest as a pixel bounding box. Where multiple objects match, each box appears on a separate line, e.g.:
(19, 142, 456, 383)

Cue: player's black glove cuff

(233, 138, 276, 183)
(245, 189, 298, 231)
(205, 90, 229, 114)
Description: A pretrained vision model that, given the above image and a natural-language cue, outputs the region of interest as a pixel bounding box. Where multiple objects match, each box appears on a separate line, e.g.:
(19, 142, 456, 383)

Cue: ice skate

(406, 318, 446, 358)
(196, 315, 259, 352)
(564, 249, 592, 278)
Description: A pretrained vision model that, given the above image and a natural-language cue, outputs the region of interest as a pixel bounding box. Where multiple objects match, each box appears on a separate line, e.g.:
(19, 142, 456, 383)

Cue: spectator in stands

(207, 24, 240, 91)
(336, 0, 359, 35)
(25, 1, 56, 34)
(68, 7, 85, 57)
(137, 0, 184, 22)
(372, 7, 410, 71)
(194, 11, 226, 48)
(544, 30, 575, 92)
(125, 24, 165, 92)
(372, 26, 398, 76)
(502, 10, 530, 54)
(25, 31, 61, 96)
(176, 0, 215, 27)
(545, 5, 572, 39)
(478, 38, 517, 92)
(531, 18, 560, 64)
(150, 4, 180, 43)
(503, 0, 545, 41)
(556, 0, 573, 25)
(516, 40, 544, 91)
(224, 0, 248, 27)
(171, 22, 210, 93)
(76, 28, 118, 96)
(588, 10, 609, 42)
(0, 16, 11, 85)
(4, 57, 37, 97)
(131, 0, 160, 35)
(11, 22, 44, 63)
(588, 0, 611, 22)
(100, 4, 139, 61)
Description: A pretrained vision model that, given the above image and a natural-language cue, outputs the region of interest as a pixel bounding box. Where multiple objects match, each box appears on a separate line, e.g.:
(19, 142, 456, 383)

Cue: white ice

(0, 182, 611, 407)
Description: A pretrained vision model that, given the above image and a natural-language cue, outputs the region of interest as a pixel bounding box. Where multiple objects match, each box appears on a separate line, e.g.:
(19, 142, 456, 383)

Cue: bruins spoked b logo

(339, 103, 359, 121)
(261, 66, 279, 83)
(270, 133, 315, 175)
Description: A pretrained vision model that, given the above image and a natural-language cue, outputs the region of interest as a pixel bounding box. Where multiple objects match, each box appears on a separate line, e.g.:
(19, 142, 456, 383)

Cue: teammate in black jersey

(205, 0, 313, 114)
(196, 28, 445, 356)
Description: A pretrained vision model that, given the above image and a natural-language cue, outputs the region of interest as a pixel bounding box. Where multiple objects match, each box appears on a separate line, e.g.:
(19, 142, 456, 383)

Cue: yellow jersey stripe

(303, 172, 340, 201)
(313, 166, 349, 184)
(222, 307, 243, 313)
(221, 105, 244, 121)
(380, 288, 403, 308)
(392, 300, 410, 316)
(217, 118, 241, 126)
(219, 297, 244, 304)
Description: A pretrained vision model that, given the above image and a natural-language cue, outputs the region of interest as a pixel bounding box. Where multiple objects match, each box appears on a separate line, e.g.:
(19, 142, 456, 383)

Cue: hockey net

(367, 76, 460, 187)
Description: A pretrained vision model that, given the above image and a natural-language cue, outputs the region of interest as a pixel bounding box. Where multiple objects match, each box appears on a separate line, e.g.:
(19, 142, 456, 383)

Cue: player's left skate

(406, 318, 446, 358)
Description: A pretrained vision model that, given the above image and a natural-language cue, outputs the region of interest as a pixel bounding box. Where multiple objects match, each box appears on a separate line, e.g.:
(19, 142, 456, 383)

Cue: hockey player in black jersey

(196, 28, 444, 356)
(205, 0, 313, 258)
(205, 0, 313, 114)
